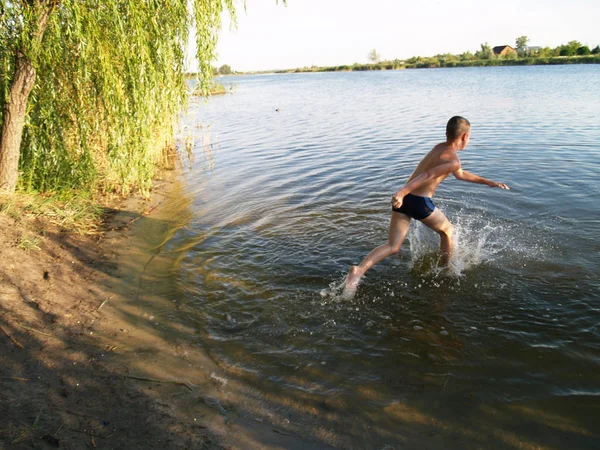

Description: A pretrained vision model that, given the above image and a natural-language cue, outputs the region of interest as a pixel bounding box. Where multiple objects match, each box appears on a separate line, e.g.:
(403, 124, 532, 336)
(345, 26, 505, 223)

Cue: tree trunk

(0, 1, 56, 193)
(0, 53, 37, 193)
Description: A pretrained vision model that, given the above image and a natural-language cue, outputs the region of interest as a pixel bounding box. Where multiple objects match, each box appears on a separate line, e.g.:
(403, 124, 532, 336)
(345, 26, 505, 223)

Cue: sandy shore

(0, 174, 318, 450)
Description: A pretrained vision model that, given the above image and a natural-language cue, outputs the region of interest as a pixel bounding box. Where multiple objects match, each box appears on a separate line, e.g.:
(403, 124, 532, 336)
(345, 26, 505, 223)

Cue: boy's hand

(487, 181, 510, 190)
(392, 191, 404, 208)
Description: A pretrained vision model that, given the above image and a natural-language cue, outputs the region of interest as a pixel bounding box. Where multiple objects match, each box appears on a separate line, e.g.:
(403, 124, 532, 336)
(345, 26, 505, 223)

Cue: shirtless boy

(343, 116, 510, 296)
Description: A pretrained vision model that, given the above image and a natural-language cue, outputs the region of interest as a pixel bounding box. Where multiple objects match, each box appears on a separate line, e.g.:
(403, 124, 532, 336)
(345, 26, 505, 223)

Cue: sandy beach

(0, 174, 319, 450)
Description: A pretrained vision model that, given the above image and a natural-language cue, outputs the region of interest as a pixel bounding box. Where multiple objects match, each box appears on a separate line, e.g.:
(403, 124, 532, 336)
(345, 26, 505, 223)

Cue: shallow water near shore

(134, 66, 599, 447)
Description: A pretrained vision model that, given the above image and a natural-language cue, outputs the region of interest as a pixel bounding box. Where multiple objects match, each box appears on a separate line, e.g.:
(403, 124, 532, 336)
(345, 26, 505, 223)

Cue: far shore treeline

(293, 53, 600, 73)
(212, 39, 600, 75)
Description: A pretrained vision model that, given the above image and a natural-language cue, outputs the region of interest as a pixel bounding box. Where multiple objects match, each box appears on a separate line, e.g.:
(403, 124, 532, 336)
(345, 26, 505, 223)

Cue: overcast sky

(194, 0, 600, 72)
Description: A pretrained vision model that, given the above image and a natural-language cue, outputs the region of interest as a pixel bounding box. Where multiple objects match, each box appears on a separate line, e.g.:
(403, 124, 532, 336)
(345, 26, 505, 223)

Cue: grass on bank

(208, 82, 229, 95)
(0, 192, 106, 235)
(18, 235, 42, 251)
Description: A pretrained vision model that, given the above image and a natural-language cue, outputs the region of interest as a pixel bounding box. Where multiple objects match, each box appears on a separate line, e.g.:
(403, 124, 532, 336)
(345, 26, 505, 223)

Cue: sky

(192, 0, 600, 72)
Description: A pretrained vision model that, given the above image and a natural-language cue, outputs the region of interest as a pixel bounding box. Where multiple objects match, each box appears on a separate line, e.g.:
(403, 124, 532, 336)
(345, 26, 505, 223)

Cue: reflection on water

(133, 66, 600, 448)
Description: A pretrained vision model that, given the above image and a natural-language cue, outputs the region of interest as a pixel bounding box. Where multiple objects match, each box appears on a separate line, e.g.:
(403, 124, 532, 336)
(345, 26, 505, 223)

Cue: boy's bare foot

(342, 266, 363, 298)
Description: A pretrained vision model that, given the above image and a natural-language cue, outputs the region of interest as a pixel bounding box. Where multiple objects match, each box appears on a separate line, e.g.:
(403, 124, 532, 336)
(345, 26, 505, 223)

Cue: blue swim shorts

(392, 193, 435, 220)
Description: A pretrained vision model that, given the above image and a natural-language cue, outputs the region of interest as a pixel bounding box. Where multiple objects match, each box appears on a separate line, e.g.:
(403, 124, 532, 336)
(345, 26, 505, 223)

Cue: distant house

(493, 45, 517, 56)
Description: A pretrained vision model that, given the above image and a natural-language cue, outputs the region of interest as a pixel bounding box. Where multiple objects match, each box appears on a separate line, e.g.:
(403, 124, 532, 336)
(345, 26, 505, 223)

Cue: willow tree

(0, 0, 246, 194)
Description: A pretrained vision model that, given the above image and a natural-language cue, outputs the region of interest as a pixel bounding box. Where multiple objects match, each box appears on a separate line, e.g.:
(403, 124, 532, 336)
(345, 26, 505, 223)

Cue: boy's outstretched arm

(453, 168, 510, 190)
(392, 161, 460, 208)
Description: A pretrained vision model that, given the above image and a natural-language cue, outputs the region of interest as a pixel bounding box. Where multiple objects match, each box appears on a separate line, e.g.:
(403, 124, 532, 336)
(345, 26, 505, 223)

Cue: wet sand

(0, 174, 323, 450)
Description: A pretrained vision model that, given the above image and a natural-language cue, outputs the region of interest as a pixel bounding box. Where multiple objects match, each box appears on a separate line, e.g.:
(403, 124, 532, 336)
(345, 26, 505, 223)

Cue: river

(132, 65, 600, 448)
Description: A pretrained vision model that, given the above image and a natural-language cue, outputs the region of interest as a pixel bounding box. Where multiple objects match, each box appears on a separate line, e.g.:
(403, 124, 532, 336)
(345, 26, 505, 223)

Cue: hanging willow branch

(0, 0, 283, 194)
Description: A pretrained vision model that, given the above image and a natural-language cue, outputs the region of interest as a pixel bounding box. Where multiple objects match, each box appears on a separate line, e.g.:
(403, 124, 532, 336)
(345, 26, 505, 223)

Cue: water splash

(322, 211, 524, 299)
(320, 277, 351, 301)
(408, 210, 515, 277)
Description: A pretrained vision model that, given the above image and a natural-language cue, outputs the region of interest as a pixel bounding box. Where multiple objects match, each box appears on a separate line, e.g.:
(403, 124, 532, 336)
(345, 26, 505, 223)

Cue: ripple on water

(168, 67, 600, 444)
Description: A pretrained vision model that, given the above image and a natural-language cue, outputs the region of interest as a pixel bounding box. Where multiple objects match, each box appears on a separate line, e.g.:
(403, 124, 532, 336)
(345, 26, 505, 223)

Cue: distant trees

(559, 40, 583, 56)
(475, 43, 494, 60)
(285, 37, 599, 74)
(219, 64, 232, 75)
(515, 36, 529, 50)
(436, 53, 459, 65)
(368, 49, 381, 63)
(460, 51, 476, 61)
(577, 46, 591, 55)
(537, 47, 557, 58)
(398, 37, 599, 70)
(553, 41, 594, 56)
(509, 36, 600, 58)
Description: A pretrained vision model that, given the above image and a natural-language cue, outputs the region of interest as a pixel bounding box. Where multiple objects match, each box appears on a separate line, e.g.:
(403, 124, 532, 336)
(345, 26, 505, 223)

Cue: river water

(139, 66, 600, 448)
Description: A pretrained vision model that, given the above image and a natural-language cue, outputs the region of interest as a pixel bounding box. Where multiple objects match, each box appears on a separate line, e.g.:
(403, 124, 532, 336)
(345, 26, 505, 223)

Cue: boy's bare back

(406, 143, 460, 198)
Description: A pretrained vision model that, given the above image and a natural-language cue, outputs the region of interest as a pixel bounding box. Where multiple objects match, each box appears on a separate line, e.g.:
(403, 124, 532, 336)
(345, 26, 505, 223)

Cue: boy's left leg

(419, 208, 454, 265)
(344, 212, 411, 293)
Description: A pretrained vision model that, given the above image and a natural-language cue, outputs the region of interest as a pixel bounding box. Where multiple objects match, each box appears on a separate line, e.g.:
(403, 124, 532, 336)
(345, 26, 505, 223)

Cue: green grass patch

(0, 191, 105, 234)
(18, 236, 42, 252)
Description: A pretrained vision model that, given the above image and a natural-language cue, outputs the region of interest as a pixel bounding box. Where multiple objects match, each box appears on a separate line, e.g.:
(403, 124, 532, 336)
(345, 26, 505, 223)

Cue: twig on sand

(124, 374, 195, 391)
(0, 325, 24, 348)
(99, 373, 195, 391)
(10, 410, 43, 445)
(11, 429, 30, 444)
(272, 428, 300, 438)
(67, 428, 107, 439)
(98, 299, 109, 310)
(33, 409, 43, 428)
(126, 202, 162, 227)
(17, 323, 55, 338)
(53, 423, 65, 436)
(52, 408, 100, 419)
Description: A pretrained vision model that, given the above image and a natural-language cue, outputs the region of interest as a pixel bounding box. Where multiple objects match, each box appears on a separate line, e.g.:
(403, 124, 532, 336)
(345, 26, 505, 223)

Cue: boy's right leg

(344, 212, 411, 292)
(419, 208, 454, 265)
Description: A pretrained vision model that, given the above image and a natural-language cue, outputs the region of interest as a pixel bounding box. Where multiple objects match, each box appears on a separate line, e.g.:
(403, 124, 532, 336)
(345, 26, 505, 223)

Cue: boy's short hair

(446, 116, 471, 140)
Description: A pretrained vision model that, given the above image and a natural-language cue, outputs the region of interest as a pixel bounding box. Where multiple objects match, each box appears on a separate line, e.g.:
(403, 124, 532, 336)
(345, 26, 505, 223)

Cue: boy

(343, 116, 510, 296)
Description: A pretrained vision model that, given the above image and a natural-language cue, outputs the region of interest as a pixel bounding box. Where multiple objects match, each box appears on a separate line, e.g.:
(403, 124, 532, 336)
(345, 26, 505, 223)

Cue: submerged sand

(0, 176, 319, 450)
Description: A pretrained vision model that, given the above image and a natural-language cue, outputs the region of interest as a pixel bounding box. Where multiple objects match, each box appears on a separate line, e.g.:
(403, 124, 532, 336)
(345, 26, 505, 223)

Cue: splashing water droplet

(406, 208, 538, 277)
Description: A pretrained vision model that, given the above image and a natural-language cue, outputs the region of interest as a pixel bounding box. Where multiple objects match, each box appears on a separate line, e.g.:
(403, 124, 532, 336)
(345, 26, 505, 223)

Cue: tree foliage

(0, 0, 250, 194)
(219, 64, 233, 75)
(558, 40, 583, 56)
(577, 45, 591, 55)
(515, 35, 529, 49)
(367, 49, 381, 63)
(474, 42, 494, 60)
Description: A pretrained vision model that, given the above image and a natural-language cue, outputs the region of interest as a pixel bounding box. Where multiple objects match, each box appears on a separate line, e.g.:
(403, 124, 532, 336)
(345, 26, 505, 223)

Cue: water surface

(148, 66, 600, 448)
